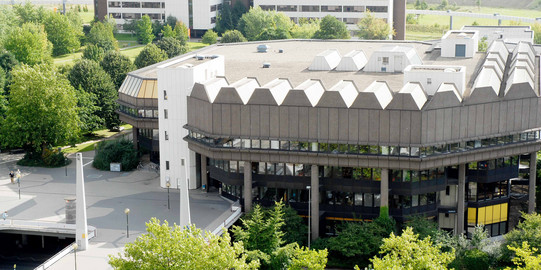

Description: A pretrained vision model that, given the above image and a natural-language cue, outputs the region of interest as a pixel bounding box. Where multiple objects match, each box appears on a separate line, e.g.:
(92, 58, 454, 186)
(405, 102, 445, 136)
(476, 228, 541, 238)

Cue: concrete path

(0, 151, 233, 269)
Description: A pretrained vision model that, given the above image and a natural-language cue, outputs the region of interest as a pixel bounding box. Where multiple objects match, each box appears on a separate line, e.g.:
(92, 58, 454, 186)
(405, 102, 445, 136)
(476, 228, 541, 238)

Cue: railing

(211, 203, 243, 236)
(34, 242, 76, 270)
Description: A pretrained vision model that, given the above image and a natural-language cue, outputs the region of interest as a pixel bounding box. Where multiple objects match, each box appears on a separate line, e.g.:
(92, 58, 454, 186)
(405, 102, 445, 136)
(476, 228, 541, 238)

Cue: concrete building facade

(117, 35, 540, 238)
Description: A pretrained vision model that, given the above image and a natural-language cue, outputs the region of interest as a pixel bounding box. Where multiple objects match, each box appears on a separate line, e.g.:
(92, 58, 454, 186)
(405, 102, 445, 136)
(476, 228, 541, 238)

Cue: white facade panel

(441, 30, 479, 58)
(158, 56, 225, 190)
(404, 65, 466, 96)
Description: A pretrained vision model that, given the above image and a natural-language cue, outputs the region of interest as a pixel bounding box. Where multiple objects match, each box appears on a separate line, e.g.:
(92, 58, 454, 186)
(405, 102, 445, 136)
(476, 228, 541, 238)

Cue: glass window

(232, 139, 241, 148)
(421, 170, 429, 181)
(391, 170, 401, 182)
(329, 144, 339, 153)
(260, 140, 270, 149)
(343, 5, 364, 12)
(290, 141, 299, 151)
(165, 161, 169, 170)
(373, 168, 381, 181)
(354, 193, 363, 205)
(281, 141, 290, 150)
(389, 146, 399, 156)
(380, 146, 389, 155)
(270, 140, 280, 150)
(412, 195, 419, 207)
(299, 142, 309, 151)
(400, 147, 410, 156)
(239, 161, 245, 173)
(382, 57, 389, 65)
(364, 193, 373, 207)
(276, 163, 285, 175)
(410, 147, 420, 156)
(301, 5, 319, 12)
(241, 139, 250, 149)
(366, 6, 388, 12)
(285, 163, 294, 176)
(402, 170, 411, 182)
(259, 5, 275, 11)
(164, 109, 168, 119)
(277, 5, 297, 11)
(321, 5, 342, 12)
(258, 162, 266, 174)
(230, 161, 238, 173)
(370, 146, 379, 155)
(251, 139, 260, 149)
(411, 170, 420, 182)
(420, 194, 427, 206)
(359, 145, 370, 154)
(267, 163, 275, 175)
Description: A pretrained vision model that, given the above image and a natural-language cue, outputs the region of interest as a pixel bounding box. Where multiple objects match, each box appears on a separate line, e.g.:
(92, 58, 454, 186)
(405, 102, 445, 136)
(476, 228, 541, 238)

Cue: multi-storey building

(254, 0, 406, 39)
(117, 31, 540, 237)
(95, 0, 407, 39)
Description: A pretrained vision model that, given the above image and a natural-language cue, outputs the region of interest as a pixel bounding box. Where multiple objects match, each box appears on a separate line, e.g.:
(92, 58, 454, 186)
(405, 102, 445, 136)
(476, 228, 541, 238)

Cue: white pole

(75, 153, 88, 251)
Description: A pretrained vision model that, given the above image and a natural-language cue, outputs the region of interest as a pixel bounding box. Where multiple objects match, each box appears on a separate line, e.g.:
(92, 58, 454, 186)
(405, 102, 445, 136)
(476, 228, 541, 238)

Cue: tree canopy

(370, 227, 455, 270)
(68, 59, 119, 129)
(238, 7, 293, 41)
(100, 51, 135, 89)
(109, 218, 259, 270)
(136, 15, 154, 44)
(503, 212, 541, 260)
(134, 44, 167, 69)
(86, 21, 118, 51)
(43, 11, 82, 56)
(0, 64, 79, 153)
(3, 22, 52, 65)
(313, 15, 350, 39)
(221, 29, 247, 43)
(155, 37, 187, 58)
(202, 29, 218, 45)
(358, 10, 394, 40)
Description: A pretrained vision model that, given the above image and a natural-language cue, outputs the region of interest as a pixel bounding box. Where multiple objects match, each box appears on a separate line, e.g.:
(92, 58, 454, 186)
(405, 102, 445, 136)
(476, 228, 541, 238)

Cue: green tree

(0, 64, 79, 154)
(215, 2, 235, 34)
(134, 44, 167, 68)
(290, 18, 320, 39)
(221, 29, 247, 43)
(503, 213, 541, 261)
(43, 11, 82, 56)
(100, 51, 135, 89)
(161, 24, 175, 38)
(238, 7, 293, 41)
(109, 218, 259, 270)
(202, 29, 218, 44)
(151, 19, 164, 41)
(68, 59, 119, 129)
(0, 5, 19, 41)
(75, 88, 102, 134)
(437, 0, 449, 10)
(155, 37, 187, 58)
(317, 215, 395, 268)
(506, 242, 541, 270)
(476, 0, 481, 10)
(135, 15, 155, 44)
(404, 215, 439, 240)
(3, 22, 52, 65)
(371, 227, 455, 270)
(87, 21, 118, 51)
(313, 15, 350, 39)
(174, 21, 189, 42)
(13, 2, 46, 24)
(358, 10, 394, 40)
(282, 206, 308, 246)
(93, 139, 139, 171)
(165, 15, 177, 28)
(82, 44, 106, 62)
(289, 246, 328, 270)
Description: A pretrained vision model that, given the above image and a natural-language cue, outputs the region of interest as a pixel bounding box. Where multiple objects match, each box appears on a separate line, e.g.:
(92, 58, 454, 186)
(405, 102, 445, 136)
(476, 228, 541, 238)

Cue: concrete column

(380, 168, 389, 208)
(393, 0, 406, 40)
(201, 155, 208, 192)
(529, 152, 537, 213)
(457, 164, 466, 235)
(311, 165, 319, 240)
(244, 161, 252, 212)
(75, 153, 88, 251)
(132, 127, 138, 150)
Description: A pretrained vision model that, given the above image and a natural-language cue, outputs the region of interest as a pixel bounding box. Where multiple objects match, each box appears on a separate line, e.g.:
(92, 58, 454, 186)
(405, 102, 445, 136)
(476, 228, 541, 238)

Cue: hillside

(408, 0, 535, 9)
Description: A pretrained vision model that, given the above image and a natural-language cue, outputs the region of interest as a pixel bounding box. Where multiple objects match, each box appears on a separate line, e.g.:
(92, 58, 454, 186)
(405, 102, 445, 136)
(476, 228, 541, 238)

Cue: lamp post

(166, 180, 171, 210)
(16, 170, 21, 200)
(124, 208, 130, 238)
(72, 243, 78, 270)
(306, 185, 311, 248)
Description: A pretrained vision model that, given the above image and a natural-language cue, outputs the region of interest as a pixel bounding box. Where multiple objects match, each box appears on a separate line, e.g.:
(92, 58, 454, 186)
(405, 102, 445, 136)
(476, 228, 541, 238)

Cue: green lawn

(405, 4, 541, 40)
(53, 49, 84, 66)
(188, 42, 208, 51)
(62, 124, 133, 153)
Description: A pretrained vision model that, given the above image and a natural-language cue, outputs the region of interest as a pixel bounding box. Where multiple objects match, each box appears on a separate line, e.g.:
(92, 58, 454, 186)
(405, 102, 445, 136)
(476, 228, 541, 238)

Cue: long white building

(96, 0, 406, 39)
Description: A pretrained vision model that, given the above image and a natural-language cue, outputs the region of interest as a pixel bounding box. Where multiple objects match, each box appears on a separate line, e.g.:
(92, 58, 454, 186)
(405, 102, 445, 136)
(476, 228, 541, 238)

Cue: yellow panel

(145, 81, 155, 98)
(493, 204, 501, 223)
(501, 203, 508, 221)
(486, 205, 493, 224)
(478, 207, 486, 225)
(468, 208, 477, 225)
(137, 80, 148, 98)
(150, 80, 158, 99)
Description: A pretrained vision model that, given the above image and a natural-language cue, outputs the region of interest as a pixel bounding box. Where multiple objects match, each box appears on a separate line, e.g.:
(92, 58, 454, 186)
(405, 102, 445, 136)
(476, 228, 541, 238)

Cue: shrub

(17, 147, 68, 168)
(82, 44, 105, 62)
(202, 29, 218, 44)
(221, 30, 247, 43)
(93, 139, 138, 171)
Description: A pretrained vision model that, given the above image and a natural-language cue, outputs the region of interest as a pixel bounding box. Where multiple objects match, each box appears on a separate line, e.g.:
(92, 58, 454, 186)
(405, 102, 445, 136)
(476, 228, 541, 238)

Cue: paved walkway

(0, 151, 234, 269)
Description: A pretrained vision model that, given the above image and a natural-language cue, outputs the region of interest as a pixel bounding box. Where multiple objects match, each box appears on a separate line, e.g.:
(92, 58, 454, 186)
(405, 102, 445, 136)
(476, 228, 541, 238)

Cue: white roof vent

(262, 62, 271, 68)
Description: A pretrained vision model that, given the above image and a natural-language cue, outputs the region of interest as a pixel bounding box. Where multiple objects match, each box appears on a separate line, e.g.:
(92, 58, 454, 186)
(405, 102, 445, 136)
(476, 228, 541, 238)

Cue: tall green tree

(13, 2, 46, 24)
(86, 21, 118, 51)
(503, 212, 541, 261)
(68, 59, 119, 129)
(0, 64, 79, 153)
(82, 44, 105, 62)
(370, 227, 455, 270)
(0, 5, 19, 42)
(109, 218, 259, 270)
(43, 11, 82, 56)
(161, 24, 175, 38)
(313, 15, 350, 39)
(134, 44, 167, 69)
(238, 7, 293, 41)
(155, 37, 187, 58)
(100, 51, 135, 89)
(75, 88, 102, 134)
(290, 19, 320, 39)
(215, 2, 234, 34)
(358, 10, 394, 40)
(3, 22, 52, 65)
(136, 15, 154, 44)
(174, 21, 189, 42)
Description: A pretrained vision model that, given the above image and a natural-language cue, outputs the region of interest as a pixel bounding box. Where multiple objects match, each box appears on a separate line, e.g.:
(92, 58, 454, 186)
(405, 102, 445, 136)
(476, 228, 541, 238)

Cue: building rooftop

(127, 39, 485, 96)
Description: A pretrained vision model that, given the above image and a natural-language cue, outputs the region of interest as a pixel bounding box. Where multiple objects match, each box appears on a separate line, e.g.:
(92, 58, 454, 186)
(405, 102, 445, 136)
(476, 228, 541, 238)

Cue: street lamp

(72, 243, 78, 270)
(306, 185, 311, 248)
(166, 180, 171, 210)
(124, 208, 130, 238)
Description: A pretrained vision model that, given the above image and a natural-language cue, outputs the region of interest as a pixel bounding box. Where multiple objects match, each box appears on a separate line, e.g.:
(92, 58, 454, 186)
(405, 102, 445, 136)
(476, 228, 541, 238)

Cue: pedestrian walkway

(0, 151, 236, 270)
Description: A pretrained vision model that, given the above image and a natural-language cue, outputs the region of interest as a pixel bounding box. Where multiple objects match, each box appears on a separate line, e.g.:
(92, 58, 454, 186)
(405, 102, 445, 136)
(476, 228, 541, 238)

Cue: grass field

(63, 124, 133, 153)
